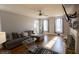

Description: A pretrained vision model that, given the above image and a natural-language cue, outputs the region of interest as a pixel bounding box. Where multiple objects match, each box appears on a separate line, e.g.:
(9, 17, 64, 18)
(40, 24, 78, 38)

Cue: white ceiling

(0, 4, 74, 18)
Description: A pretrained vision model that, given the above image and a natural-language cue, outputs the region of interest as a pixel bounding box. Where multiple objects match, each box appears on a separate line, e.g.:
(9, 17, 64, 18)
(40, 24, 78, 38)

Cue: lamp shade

(0, 32, 6, 44)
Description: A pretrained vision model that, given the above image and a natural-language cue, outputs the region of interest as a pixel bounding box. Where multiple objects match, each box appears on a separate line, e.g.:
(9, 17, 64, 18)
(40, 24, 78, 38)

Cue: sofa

(12, 30, 34, 39)
(2, 37, 29, 49)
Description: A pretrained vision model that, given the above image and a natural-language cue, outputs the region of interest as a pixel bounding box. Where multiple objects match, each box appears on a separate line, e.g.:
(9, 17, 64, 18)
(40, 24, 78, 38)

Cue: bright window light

(55, 18, 63, 34)
(34, 20, 39, 34)
(43, 20, 48, 32)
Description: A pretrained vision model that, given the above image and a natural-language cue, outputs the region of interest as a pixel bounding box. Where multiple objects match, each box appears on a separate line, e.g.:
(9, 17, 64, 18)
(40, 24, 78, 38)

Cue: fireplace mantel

(70, 28, 79, 53)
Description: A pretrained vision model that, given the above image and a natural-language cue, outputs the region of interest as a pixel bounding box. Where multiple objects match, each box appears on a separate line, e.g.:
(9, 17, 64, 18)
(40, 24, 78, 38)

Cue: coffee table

(30, 34, 44, 42)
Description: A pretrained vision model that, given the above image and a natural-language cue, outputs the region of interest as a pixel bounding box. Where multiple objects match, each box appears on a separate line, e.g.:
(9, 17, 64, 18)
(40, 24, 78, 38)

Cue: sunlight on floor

(44, 36, 58, 49)
(43, 35, 49, 45)
(52, 36, 66, 54)
(44, 36, 66, 54)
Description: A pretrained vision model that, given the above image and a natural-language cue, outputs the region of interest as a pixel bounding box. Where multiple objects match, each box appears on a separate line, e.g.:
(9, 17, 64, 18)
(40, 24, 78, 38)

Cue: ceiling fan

(37, 10, 48, 16)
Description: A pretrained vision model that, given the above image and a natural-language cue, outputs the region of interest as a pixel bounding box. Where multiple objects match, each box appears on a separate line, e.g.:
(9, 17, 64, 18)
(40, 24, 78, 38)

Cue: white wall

(0, 10, 36, 33)
(0, 16, 1, 31)
(0, 10, 70, 36)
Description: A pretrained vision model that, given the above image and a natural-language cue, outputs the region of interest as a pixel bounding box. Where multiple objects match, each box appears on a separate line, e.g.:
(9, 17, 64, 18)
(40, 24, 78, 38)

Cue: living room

(0, 4, 79, 54)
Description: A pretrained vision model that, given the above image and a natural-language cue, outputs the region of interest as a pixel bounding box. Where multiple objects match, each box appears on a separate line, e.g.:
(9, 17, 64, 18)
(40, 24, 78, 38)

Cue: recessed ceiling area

(0, 4, 75, 18)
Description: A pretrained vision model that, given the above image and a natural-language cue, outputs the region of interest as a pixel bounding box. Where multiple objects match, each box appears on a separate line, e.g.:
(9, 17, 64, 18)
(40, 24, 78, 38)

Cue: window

(55, 18, 63, 34)
(34, 19, 49, 34)
(43, 20, 48, 32)
(34, 20, 39, 34)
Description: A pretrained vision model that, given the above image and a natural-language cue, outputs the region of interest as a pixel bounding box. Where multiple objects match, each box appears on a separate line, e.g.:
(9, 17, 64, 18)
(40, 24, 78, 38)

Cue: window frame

(43, 19, 49, 32)
(54, 17, 64, 34)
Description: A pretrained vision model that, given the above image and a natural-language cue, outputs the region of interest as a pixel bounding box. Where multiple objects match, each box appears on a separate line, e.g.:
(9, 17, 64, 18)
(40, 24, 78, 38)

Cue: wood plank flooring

(10, 34, 67, 54)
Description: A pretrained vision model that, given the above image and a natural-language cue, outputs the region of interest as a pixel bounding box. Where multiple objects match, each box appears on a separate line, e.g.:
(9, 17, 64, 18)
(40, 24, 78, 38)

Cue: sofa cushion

(2, 37, 28, 49)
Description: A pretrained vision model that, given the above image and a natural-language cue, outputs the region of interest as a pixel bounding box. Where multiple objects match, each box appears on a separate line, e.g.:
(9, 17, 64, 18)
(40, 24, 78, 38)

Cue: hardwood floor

(43, 34, 66, 54)
(0, 33, 75, 54)
(10, 34, 66, 54)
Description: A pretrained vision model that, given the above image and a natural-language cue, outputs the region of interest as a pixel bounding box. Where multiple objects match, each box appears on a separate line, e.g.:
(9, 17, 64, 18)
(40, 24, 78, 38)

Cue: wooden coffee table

(30, 34, 44, 42)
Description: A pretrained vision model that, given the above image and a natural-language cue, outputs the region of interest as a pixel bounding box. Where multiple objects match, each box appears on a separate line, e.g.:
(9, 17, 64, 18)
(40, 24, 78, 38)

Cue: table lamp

(0, 32, 6, 48)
